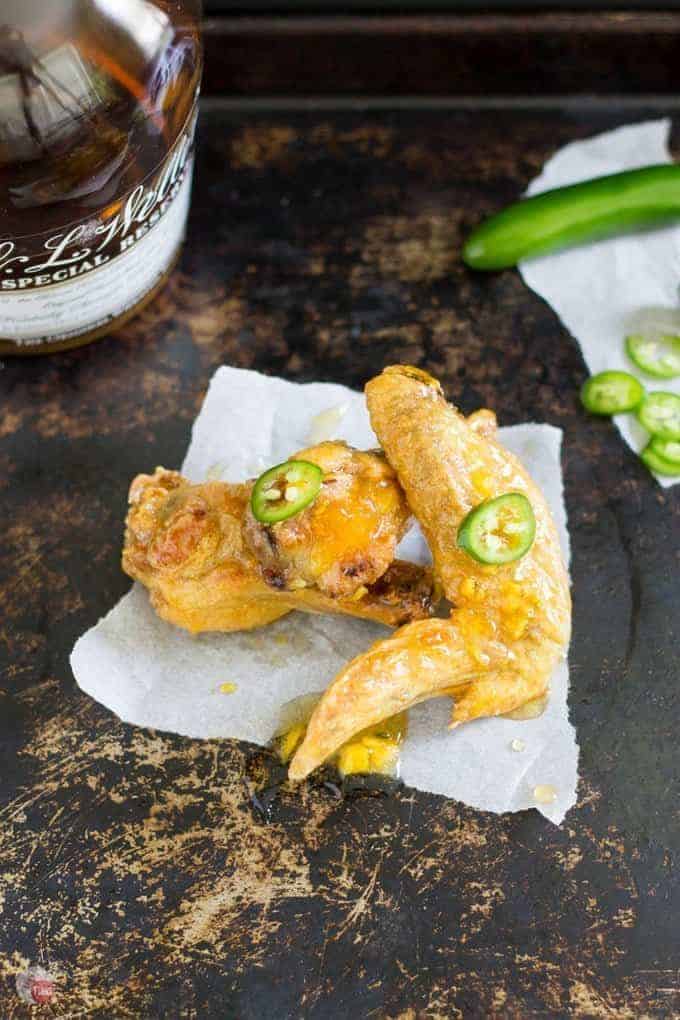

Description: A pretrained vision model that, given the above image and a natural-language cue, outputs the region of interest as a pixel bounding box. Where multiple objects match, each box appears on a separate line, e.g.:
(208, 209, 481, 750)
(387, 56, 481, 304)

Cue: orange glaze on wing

(123, 454, 435, 634)
(244, 441, 412, 598)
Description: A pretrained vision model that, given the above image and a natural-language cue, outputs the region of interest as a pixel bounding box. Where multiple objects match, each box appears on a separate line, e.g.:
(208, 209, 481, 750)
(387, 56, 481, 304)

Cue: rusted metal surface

(201, 14, 680, 97)
(1, 105, 679, 1017)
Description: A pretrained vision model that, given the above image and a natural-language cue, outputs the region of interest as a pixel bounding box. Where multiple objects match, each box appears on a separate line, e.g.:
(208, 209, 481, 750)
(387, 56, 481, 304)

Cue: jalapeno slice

(457, 492, 536, 565)
(640, 443, 680, 477)
(580, 371, 645, 416)
(636, 392, 680, 440)
(649, 436, 680, 468)
(251, 460, 323, 524)
(626, 333, 680, 380)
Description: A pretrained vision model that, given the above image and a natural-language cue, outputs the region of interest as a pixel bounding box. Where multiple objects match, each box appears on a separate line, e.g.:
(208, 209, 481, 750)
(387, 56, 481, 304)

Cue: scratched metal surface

(1, 106, 679, 1018)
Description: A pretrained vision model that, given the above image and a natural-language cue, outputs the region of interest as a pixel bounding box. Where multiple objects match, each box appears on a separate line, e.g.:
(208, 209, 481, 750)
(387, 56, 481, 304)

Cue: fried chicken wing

(288, 366, 571, 781)
(244, 441, 411, 598)
(123, 453, 434, 634)
(123, 469, 290, 632)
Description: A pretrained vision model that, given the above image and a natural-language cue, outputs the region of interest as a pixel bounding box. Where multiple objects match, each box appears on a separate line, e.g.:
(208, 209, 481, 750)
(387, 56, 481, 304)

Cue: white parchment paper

(520, 118, 680, 487)
(71, 367, 578, 824)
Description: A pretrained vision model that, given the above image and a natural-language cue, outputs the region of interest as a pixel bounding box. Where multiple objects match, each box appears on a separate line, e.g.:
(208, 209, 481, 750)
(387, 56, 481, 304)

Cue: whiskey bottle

(0, 0, 202, 355)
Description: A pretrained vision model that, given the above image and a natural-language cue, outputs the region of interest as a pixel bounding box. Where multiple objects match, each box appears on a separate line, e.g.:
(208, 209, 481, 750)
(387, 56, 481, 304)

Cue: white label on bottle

(0, 112, 197, 347)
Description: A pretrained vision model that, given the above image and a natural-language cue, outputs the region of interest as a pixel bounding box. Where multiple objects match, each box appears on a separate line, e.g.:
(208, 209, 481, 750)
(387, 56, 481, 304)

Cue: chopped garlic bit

(533, 783, 557, 805)
(306, 404, 348, 444)
(510, 738, 526, 752)
(219, 682, 237, 694)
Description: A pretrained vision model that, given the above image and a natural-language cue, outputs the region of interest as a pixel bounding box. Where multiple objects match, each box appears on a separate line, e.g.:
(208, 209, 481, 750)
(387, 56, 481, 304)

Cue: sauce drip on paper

(273, 692, 408, 778)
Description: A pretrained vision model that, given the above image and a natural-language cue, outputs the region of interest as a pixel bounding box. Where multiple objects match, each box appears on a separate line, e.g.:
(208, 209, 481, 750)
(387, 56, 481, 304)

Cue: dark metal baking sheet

(1, 100, 678, 1017)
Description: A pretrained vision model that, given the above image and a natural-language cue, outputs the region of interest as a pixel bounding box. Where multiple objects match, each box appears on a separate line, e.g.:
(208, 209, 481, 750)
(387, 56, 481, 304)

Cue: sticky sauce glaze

(273, 692, 408, 778)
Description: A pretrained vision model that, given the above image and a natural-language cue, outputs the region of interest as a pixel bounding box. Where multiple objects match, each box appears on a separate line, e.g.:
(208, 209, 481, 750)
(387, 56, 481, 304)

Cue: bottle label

(0, 107, 197, 348)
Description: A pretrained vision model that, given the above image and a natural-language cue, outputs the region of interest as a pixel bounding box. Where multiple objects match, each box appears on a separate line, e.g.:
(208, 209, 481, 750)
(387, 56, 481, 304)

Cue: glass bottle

(0, 0, 202, 355)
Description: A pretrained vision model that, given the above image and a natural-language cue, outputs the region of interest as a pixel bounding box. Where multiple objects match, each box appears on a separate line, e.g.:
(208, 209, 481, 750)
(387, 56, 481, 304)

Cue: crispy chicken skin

(244, 441, 412, 598)
(288, 366, 571, 781)
(123, 469, 289, 633)
(123, 460, 434, 634)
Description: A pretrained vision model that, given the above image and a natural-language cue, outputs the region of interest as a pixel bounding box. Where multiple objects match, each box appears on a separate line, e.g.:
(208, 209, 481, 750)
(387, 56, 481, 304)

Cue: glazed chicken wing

(123, 443, 434, 634)
(289, 366, 571, 781)
(244, 440, 411, 597)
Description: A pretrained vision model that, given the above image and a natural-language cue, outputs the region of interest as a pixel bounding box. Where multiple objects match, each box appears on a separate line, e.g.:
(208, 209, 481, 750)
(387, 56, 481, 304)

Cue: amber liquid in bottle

(0, 0, 202, 354)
